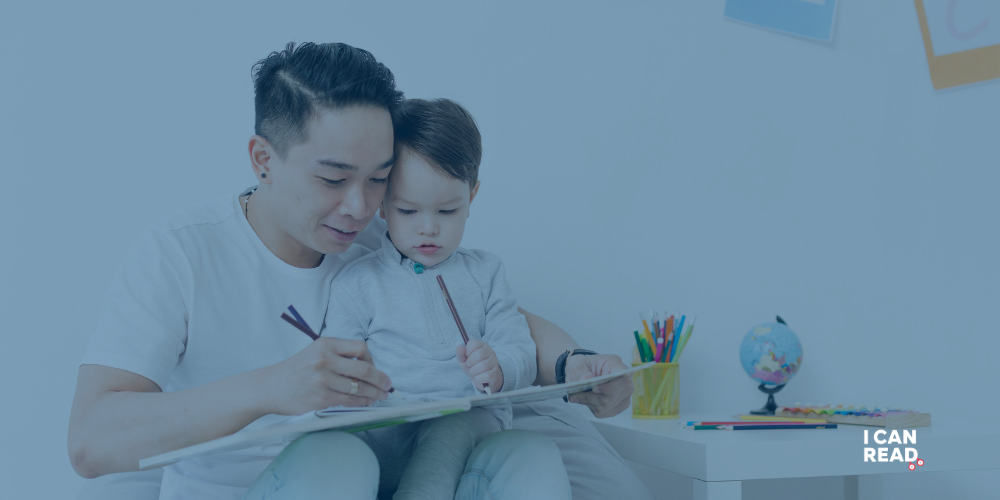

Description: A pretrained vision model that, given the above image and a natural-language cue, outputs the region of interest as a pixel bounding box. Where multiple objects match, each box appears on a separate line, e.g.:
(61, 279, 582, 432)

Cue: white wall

(1, 1, 996, 498)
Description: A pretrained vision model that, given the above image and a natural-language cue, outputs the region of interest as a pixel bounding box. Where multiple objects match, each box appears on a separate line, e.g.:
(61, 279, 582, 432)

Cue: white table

(589, 413, 1000, 500)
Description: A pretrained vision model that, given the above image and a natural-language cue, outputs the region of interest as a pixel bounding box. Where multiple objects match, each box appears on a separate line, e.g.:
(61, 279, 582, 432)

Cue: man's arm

(69, 365, 267, 478)
(520, 308, 579, 386)
(68, 339, 391, 478)
(519, 308, 634, 418)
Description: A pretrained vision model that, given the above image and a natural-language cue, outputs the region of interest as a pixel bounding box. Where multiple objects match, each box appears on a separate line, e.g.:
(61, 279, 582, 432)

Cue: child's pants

(241, 409, 571, 500)
(358, 408, 501, 500)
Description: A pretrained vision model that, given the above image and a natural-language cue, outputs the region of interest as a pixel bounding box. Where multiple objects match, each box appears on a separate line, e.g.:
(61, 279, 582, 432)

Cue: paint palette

(776, 403, 931, 428)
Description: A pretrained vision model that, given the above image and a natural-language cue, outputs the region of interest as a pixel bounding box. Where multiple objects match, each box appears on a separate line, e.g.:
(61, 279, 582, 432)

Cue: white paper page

(316, 406, 393, 415)
(140, 363, 656, 469)
(140, 399, 471, 470)
(469, 362, 656, 406)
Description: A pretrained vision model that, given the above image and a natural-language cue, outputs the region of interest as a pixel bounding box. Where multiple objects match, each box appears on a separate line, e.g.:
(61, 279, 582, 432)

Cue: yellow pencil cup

(632, 362, 679, 419)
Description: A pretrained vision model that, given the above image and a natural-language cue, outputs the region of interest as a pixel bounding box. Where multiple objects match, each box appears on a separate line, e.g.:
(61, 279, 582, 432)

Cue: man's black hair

(393, 98, 481, 189)
(252, 42, 404, 157)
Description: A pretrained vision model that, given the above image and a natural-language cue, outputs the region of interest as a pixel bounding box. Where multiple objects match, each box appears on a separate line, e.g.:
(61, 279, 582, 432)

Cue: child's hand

(456, 339, 503, 392)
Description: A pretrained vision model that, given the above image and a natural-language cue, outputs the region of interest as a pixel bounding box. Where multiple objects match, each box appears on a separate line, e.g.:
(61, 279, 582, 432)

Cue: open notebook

(140, 362, 655, 469)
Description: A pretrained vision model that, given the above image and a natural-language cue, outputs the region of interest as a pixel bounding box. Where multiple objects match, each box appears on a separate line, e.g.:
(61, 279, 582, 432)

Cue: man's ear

(248, 135, 274, 183)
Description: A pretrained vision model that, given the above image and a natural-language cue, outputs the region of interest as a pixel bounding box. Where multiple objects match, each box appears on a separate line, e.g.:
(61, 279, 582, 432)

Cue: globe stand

(749, 383, 785, 415)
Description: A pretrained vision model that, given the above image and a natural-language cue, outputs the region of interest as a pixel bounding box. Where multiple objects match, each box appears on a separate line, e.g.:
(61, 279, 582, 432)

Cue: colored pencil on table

(694, 424, 837, 430)
(686, 421, 818, 426)
(735, 415, 827, 423)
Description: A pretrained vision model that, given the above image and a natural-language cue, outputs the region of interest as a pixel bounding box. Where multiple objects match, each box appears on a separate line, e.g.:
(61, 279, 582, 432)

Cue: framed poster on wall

(915, 0, 1000, 90)
(725, 0, 838, 42)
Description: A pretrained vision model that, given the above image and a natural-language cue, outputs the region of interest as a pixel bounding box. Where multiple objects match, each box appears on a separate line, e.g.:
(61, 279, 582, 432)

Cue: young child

(323, 98, 537, 499)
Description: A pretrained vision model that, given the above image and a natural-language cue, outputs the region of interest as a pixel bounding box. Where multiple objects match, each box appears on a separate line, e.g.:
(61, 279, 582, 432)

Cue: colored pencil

(663, 330, 674, 363)
(660, 316, 672, 362)
(437, 275, 490, 394)
(632, 331, 646, 362)
(639, 313, 655, 353)
(668, 315, 683, 362)
(629, 310, 696, 365)
(670, 315, 685, 362)
(639, 312, 650, 338)
(641, 337, 654, 363)
(287, 305, 309, 330)
(652, 313, 662, 362)
(685, 421, 817, 426)
(659, 321, 667, 362)
(282, 305, 393, 393)
(281, 312, 318, 340)
(694, 424, 837, 430)
(651, 312, 660, 348)
(736, 415, 826, 423)
(674, 321, 696, 362)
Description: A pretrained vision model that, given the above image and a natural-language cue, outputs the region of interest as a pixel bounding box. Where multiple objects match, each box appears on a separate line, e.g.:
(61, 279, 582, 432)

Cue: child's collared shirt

(323, 231, 537, 427)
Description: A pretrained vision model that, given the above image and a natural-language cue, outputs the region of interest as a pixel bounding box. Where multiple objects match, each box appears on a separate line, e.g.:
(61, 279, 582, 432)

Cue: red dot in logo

(908, 463, 916, 471)
(916, 458, 924, 466)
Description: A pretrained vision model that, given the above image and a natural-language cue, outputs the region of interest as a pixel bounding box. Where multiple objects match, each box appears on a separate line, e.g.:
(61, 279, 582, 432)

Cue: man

(69, 42, 653, 500)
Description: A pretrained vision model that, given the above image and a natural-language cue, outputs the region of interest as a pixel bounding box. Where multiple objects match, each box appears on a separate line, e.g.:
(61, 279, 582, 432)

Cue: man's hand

(257, 337, 393, 415)
(457, 339, 504, 392)
(564, 353, 633, 418)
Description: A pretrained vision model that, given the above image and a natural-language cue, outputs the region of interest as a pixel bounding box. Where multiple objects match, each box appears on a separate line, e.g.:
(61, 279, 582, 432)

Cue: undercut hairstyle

(393, 98, 482, 189)
(252, 42, 404, 157)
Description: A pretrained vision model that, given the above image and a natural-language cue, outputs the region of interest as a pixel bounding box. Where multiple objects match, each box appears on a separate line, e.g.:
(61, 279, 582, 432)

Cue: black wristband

(555, 349, 598, 401)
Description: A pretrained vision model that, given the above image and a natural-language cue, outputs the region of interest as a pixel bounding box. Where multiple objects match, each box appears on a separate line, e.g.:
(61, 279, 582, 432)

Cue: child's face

(381, 150, 479, 267)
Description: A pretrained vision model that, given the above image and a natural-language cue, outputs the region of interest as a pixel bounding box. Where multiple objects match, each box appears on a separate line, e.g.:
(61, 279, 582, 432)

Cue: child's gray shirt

(322, 231, 537, 428)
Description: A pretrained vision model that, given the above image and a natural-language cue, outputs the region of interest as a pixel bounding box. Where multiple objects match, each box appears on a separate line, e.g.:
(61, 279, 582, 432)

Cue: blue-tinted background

(1, 1, 996, 498)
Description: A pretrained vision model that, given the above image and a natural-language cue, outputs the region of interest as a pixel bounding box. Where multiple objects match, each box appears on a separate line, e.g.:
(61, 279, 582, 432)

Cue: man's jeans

(241, 428, 572, 500)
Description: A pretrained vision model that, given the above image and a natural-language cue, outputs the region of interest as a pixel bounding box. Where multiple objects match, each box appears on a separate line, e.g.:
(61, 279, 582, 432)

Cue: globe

(740, 320, 802, 387)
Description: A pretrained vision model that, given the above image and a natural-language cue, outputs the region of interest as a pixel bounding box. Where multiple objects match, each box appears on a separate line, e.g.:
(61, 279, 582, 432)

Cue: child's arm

(456, 339, 502, 392)
(464, 252, 537, 392)
(322, 273, 371, 343)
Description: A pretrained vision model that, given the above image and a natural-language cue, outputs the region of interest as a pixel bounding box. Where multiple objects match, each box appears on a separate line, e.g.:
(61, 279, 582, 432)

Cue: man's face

(267, 106, 394, 257)
(382, 150, 478, 267)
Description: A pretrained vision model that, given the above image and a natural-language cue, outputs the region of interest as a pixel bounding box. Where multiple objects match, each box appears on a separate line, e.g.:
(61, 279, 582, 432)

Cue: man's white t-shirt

(80, 188, 387, 500)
